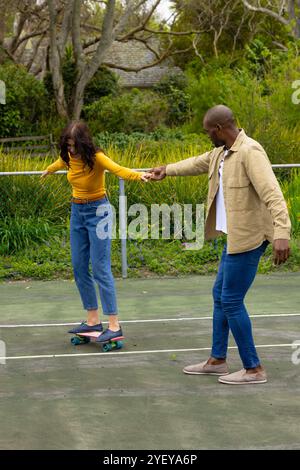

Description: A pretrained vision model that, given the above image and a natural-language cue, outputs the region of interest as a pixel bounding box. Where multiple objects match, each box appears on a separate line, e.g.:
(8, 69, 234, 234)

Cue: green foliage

(84, 67, 120, 105)
(153, 73, 191, 125)
(1, 234, 300, 281)
(0, 216, 61, 255)
(0, 147, 300, 279)
(84, 88, 169, 133)
(0, 63, 47, 136)
(0, 154, 70, 254)
(0, 154, 70, 223)
(169, 0, 291, 68)
(94, 128, 203, 152)
(245, 38, 273, 78)
(186, 51, 300, 164)
(281, 170, 300, 238)
(186, 65, 264, 133)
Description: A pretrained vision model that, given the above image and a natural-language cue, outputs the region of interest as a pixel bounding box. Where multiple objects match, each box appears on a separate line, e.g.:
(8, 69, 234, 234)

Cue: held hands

(143, 165, 167, 182)
(273, 239, 290, 265)
(140, 172, 150, 182)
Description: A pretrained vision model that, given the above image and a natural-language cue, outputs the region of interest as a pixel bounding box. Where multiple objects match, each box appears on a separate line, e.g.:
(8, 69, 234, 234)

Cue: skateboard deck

(70, 331, 124, 352)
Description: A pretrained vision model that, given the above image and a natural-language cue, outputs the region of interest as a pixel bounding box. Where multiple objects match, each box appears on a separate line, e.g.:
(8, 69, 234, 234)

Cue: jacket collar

(229, 129, 246, 152)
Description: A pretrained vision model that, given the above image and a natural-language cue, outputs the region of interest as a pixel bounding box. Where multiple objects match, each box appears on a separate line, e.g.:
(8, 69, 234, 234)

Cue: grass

(0, 149, 299, 281)
(1, 235, 300, 282)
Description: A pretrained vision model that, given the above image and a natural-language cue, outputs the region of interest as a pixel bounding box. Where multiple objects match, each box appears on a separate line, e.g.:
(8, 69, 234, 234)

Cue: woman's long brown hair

(59, 121, 99, 171)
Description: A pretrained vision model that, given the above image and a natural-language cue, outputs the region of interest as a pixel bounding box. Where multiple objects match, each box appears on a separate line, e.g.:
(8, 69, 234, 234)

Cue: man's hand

(147, 165, 167, 181)
(273, 239, 290, 265)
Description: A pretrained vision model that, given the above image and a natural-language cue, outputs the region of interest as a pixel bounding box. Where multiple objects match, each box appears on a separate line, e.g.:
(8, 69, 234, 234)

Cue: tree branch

(241, 0, 289, 25)
(86, 0, 116, 77)
(118, 0, 162, 41)
(58, 0, 74, 56)
(47, 0, 69, 118)
(26, 31, 46, 73)
(102, 46, 192, 72)
(14, 28, 48, 49)
(72, 0, 84, 72)
(73, 0, 116, 117)
(144, 27, 205, 36)
(113, 0, 143, 38)
(192, 35, 205, 64)
(132, 37, 161, 60)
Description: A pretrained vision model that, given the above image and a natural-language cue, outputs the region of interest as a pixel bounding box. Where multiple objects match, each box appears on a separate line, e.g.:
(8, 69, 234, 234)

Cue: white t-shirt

(215, 149, 229, 234)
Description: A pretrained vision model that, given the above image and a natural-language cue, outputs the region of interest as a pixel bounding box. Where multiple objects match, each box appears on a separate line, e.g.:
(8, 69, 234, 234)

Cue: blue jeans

(70, 197, 118, 315)
(211, 240, 269, 369)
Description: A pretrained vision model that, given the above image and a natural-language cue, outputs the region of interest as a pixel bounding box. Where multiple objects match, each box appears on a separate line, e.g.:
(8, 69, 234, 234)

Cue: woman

(42, 121, 148, 343)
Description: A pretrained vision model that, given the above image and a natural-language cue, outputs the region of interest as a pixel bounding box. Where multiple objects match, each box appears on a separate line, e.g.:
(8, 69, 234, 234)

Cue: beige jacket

(166, 130, 291, 254)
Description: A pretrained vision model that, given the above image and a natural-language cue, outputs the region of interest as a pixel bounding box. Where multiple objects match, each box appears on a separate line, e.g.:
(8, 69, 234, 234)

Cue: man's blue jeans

(70, 197, 118, 315)
(211, 240, 269, 369)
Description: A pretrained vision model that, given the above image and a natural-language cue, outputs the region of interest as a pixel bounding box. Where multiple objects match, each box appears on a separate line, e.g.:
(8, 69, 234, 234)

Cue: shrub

(84, 88, 169, 133)
(281, 170, 300, 238)
(0, 216, 61, 254)
(186, 53, 300, 163)
(0, 63, 47, 136)
(94, 128, 205, 152)
(154, 72, 191, 125)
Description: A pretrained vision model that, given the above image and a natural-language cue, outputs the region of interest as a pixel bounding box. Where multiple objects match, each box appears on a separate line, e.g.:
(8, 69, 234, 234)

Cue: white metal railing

(0, 164, 299, 278)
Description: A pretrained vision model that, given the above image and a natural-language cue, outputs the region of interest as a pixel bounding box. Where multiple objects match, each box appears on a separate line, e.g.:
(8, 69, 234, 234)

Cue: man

(148, 105, 291, 385)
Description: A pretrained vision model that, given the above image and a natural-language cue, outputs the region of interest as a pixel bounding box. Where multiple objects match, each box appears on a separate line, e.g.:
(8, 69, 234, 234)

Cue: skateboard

(70, 331, 124, 352)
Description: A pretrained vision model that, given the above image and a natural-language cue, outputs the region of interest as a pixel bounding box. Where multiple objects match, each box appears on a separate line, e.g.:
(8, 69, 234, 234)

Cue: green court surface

(0, 273, 300, 450)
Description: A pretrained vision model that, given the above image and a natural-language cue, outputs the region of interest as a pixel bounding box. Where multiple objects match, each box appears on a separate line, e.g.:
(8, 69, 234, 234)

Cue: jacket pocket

(227, 176, 250, 188)
(226, 176, 251, 211)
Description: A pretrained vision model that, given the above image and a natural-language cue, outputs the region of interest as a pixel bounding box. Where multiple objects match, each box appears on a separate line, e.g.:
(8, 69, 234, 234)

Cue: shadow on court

(0, 273, 300, 450)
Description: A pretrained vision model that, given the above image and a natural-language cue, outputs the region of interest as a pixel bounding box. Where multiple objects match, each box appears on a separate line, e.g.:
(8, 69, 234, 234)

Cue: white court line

(0, 343, 295, 361)
(0, 313, 300, 328)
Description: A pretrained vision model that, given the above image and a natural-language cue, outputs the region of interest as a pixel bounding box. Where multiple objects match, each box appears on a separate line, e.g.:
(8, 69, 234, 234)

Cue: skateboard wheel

(71, 337, 81, 346)
(102, 341, 123, 352)
(71, 336, 90, 346)
(102, 343, 112, 352)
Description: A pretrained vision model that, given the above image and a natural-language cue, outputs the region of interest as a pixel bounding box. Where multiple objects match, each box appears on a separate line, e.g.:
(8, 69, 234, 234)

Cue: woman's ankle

(108, 314, 120, 331)
(87, 309, 100, 326)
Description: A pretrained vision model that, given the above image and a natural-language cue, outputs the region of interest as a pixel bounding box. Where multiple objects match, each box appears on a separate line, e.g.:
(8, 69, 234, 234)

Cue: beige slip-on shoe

(183, 360, 229, 376)
(218, 368, 267, 385)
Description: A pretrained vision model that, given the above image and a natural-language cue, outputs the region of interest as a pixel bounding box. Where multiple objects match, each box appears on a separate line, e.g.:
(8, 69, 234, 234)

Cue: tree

(0, 0, 49, 70)
(164, 0, 261, 64)
(0, 0, 198, 120)
(241, 0, 300, 39)
(47, 0, 197, 119)
(162, 0, 294, 66)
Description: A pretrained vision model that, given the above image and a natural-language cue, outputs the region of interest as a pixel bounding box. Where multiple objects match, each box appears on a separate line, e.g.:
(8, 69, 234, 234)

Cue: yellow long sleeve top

(46, 151, 142, 199)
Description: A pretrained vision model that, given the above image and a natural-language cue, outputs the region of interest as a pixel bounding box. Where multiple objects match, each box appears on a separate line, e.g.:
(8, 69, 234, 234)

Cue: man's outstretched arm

(147, 151, 213, 181)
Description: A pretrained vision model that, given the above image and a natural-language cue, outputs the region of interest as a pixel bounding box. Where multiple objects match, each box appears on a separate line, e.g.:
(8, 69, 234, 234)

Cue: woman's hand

(140, 172, 151, 182)
(40, 170, 50, 179)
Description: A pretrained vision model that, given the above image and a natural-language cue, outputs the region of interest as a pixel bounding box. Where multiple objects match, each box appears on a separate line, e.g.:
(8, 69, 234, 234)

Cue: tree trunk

(295, 0, 300, 38)
(47, 0, 69, 120)
(70, 0, 116, 119)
